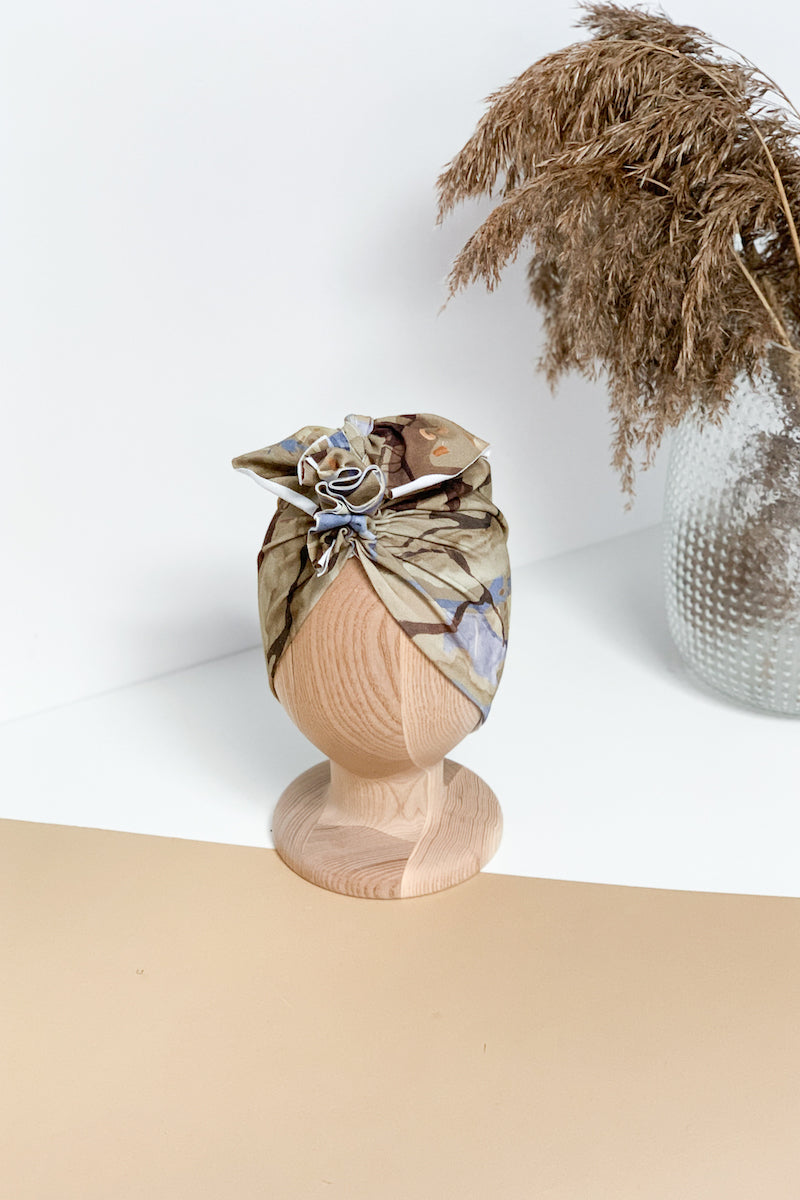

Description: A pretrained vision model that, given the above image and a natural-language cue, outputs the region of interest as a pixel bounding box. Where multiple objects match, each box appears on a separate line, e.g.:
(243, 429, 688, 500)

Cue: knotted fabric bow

(233, 412, 510, 721)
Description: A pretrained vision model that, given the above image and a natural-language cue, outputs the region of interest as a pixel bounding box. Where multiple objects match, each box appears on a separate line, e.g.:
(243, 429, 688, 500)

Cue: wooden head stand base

(273, 560, 502, 899)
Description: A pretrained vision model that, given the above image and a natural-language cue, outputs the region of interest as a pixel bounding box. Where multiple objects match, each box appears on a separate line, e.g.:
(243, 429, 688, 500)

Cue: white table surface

(3, 524, 799, 897)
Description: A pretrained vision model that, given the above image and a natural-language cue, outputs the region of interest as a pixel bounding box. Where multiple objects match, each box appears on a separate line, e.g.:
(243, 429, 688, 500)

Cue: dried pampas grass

(437, 3, 800, 495)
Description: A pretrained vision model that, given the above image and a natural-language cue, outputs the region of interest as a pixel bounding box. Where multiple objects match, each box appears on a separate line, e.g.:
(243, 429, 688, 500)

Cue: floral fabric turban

(233, 412, 510, 722)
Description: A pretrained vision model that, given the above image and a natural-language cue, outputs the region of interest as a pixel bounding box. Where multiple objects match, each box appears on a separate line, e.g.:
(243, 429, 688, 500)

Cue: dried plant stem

(744, 134, 800, 283)
(636, 40, 800, 283)
(732, 250, 797, 351)
(623, 167, 670, 192)
(715, 40, 800, 125)
(766, 146, 800, 280)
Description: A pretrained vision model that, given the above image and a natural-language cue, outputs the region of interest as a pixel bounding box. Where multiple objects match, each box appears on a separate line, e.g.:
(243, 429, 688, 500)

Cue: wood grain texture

(272, 759, 501, 899)
(272, 560, 501, 898)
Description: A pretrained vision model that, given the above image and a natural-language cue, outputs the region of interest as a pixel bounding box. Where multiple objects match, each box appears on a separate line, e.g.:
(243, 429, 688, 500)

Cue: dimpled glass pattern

(664, 371, 800, 714)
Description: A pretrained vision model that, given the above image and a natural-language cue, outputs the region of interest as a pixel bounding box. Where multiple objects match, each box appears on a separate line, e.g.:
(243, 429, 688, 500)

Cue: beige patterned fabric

(233, 413, 510, 721)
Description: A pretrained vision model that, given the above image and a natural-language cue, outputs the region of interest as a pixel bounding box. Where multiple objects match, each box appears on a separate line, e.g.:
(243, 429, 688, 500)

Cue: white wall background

(2, 0, 797, 723)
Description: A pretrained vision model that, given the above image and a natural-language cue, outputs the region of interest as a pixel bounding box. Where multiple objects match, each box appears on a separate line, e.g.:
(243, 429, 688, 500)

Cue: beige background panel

(2, 817, 799, 1199)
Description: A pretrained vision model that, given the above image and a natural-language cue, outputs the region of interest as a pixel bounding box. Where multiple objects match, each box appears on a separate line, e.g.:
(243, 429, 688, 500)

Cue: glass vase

(663, 352, 800, 714)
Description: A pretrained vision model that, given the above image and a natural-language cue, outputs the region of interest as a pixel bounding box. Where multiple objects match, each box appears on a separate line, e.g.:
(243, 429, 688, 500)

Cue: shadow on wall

(117, 563, 313, 814)
(128, 633, 310, 821)
(541, 526, 679, 677)
(123, 556, 260, 685)
(534, 523, 794, 718)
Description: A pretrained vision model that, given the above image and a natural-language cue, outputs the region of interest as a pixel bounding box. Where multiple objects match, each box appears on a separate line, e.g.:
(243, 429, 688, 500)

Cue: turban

(233, 412, 510, 722)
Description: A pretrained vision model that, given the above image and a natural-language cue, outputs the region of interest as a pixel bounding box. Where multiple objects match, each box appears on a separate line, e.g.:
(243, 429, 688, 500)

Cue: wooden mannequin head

(274, 559, 480, 779)
(236, 410, 507, 896)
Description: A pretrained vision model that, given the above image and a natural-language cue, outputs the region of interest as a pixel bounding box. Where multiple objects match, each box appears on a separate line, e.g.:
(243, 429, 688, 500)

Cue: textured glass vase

(664, 355, 800, 714)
